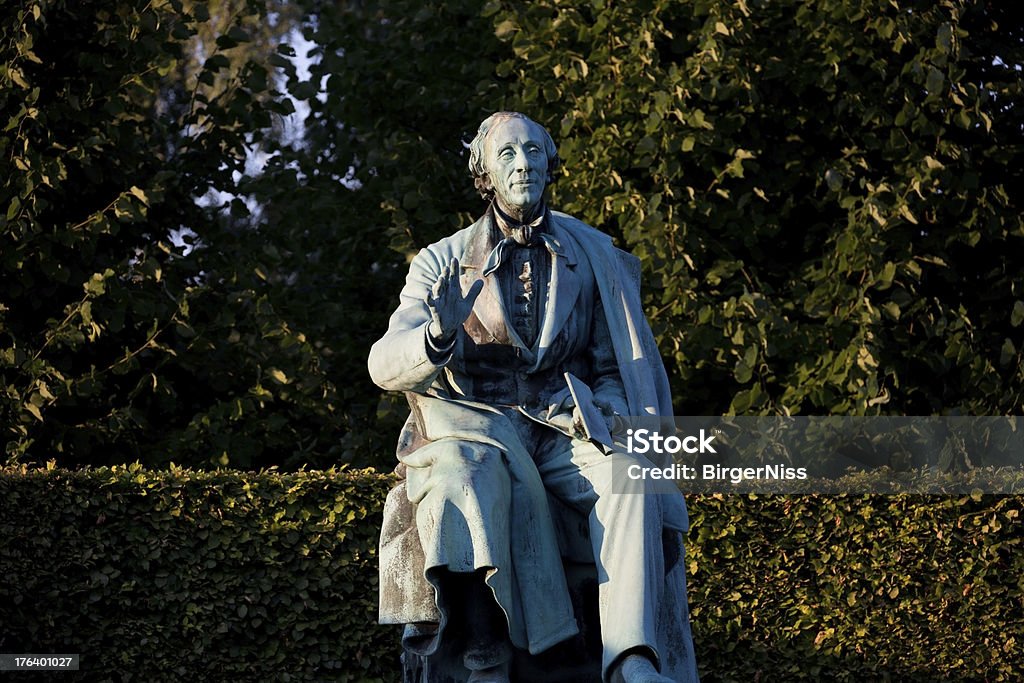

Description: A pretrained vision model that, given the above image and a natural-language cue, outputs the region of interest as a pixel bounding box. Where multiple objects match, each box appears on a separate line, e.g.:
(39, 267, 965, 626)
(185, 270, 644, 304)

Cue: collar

(491, 202, 547, 245)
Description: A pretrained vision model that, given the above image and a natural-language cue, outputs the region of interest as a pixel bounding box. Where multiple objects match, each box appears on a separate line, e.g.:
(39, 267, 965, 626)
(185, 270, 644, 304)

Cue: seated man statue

(371, 111, 699, 683)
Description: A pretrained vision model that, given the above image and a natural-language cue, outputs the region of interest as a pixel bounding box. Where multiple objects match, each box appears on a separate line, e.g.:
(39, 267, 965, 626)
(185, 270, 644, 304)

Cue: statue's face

(483, 117, 548, 216)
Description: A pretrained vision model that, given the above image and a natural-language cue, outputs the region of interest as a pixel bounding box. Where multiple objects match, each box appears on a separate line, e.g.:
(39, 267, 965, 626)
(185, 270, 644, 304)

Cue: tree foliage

(2, 0, 1022, 470)
(0, 0, 328, 468)
(485, 0, 1024, 416)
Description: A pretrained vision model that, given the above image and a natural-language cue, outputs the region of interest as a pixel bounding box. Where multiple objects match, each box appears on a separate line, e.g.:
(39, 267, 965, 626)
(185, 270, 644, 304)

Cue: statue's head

(468, 112, 561, 218)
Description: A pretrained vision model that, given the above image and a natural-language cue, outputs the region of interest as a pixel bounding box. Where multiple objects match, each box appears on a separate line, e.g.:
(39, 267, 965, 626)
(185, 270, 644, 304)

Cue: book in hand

(564, 372, 614, 453)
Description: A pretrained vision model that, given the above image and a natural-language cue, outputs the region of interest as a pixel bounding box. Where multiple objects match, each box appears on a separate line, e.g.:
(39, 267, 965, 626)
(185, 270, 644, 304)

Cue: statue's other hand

(593, 398, 627, 434)
(426, 257, 484, 342)
(571, 404, 586, 440)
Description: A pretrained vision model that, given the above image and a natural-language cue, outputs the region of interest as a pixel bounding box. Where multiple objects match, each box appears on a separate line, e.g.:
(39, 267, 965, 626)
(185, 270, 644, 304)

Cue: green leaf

(204, 54, 230, 71)
(494, 19, 517, 39)
(226, 25, 250, 43)
(1000, 338, 1016, 366)
(129, 186, 148, 205)
(83, 269, 114, 296)
(925, 66, 944, 95)
(1011, 301, 1024, 328)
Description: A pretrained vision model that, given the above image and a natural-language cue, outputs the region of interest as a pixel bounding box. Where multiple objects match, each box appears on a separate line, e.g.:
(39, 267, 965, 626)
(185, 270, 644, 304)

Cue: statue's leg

(403, 439, 517, 682)
(534, 434, 684, 682)
(444, 568, 512, 681)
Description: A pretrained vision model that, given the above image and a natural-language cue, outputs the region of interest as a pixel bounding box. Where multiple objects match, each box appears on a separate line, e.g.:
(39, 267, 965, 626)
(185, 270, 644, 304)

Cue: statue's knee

(455, 442, 511, 488)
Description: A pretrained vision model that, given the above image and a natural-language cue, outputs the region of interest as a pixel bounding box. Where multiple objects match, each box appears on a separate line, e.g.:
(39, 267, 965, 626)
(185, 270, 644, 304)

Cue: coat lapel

(460, 211, 530, 351)
(530, 218, 582, 371)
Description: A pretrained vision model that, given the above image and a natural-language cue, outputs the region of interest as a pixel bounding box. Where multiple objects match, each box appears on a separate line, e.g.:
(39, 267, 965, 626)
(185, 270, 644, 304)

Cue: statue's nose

(515, 148, 532, 172)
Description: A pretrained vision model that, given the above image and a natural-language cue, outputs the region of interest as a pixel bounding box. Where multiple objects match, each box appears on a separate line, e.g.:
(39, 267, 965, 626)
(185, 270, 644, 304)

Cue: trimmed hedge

(0, 465, 397, 682)
(1, 466, 1022, 681)
(687, 493, 1023, 682)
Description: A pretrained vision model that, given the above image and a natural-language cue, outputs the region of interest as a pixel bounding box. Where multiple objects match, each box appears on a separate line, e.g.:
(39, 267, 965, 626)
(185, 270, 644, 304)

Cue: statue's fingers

(463, 278, 484, 307)
(456, 279, 483, 321)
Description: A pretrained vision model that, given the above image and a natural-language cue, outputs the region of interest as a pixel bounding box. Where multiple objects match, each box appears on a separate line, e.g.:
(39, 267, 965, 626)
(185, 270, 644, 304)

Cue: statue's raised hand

(426, 257, 484, 343)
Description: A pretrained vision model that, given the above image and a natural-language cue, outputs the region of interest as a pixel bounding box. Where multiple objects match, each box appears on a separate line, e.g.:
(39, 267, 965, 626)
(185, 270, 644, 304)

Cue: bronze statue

(372, 112, 698, 683)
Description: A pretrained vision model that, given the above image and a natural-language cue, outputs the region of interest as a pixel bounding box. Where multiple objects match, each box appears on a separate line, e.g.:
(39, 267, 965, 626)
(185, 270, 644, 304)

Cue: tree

(287, 0, 1024, 422)
(0, 0, 307, 467)
(4, 0, 1021, 471)
(484, 0, 1024, 416)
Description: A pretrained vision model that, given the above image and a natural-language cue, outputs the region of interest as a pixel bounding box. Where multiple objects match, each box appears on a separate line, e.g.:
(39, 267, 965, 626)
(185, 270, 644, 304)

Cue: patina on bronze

(370, 112, 699, 683)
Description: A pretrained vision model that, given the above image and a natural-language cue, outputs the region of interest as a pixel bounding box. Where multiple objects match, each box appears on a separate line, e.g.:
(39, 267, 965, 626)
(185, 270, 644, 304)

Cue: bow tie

(482, 230, 559, 277)
(507, 222, 540, 247)
(481, 205, 549, 276)
(493, 204, 546, 244)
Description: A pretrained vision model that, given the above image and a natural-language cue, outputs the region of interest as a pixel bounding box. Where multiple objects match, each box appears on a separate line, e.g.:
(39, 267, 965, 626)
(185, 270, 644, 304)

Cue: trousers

(405, 406, 691, 679)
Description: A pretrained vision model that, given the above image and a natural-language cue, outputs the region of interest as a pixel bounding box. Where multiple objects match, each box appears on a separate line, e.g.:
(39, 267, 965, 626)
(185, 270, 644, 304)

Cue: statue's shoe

(610, 654, 674, 683)
(463, 640, 511, 672)
(467, 664, 510, 683)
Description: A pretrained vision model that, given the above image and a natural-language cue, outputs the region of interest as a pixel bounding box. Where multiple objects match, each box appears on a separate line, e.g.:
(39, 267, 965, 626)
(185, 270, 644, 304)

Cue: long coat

(370, 210, 694, 674)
